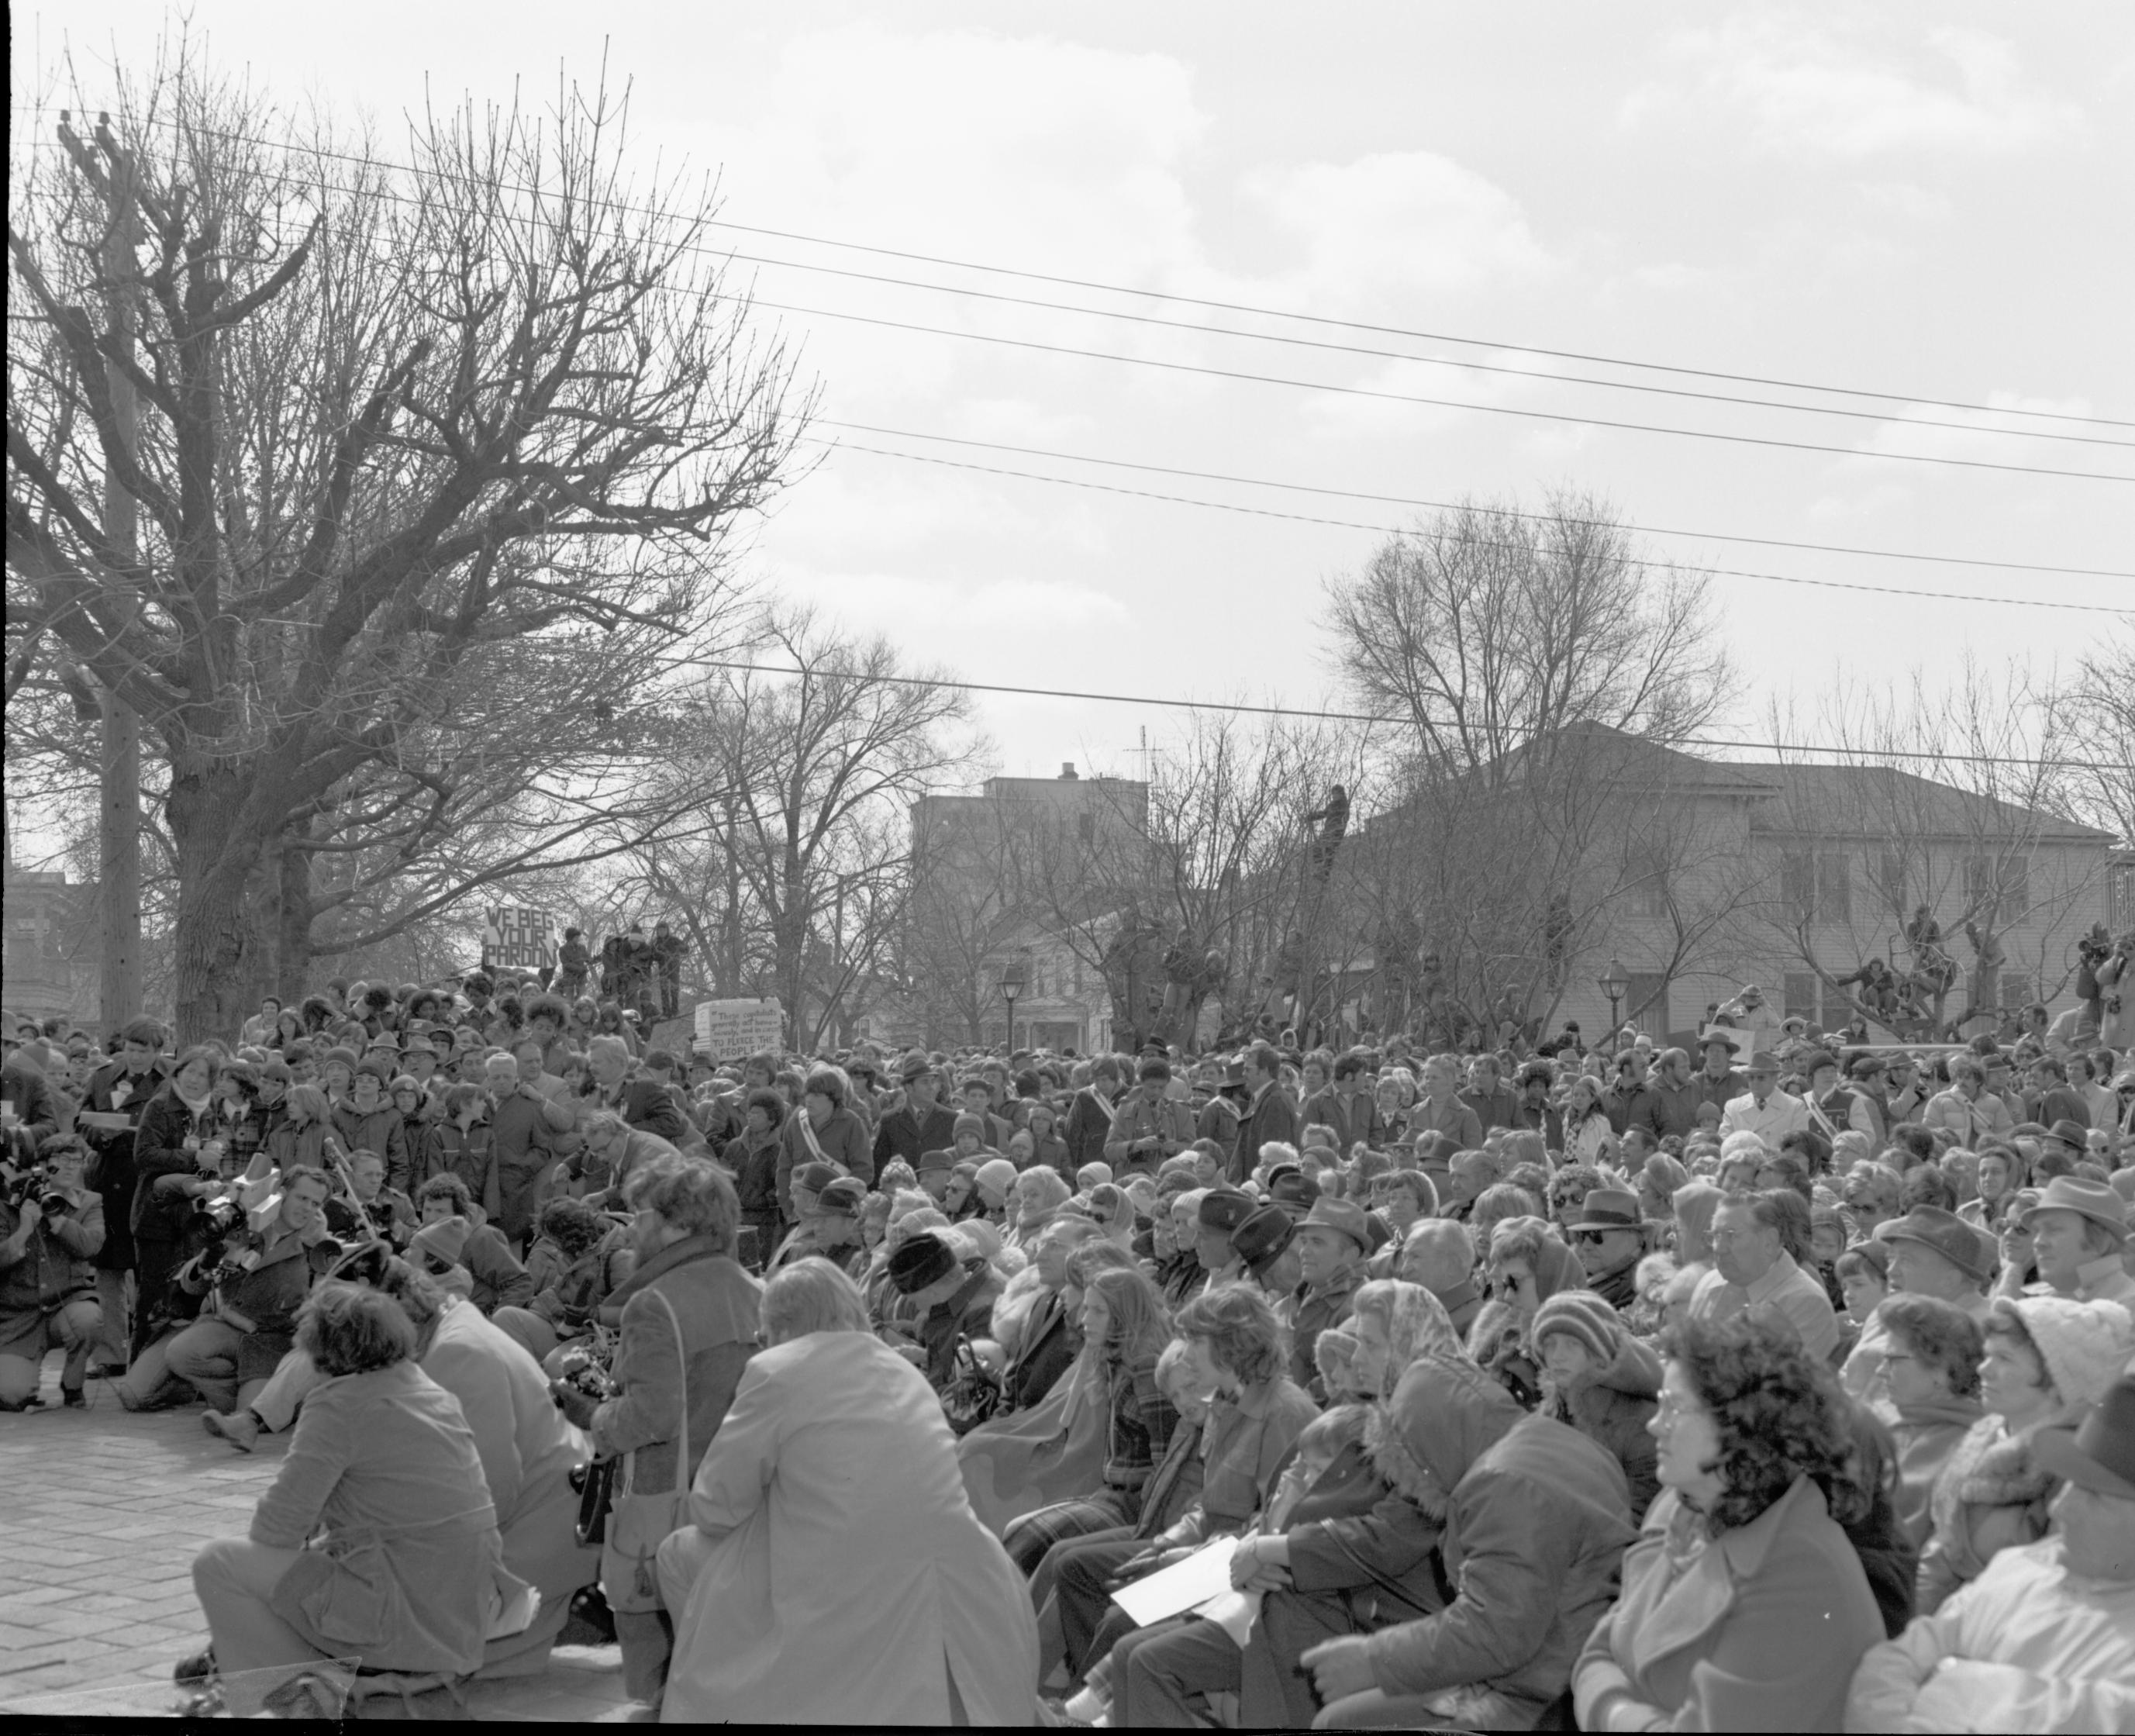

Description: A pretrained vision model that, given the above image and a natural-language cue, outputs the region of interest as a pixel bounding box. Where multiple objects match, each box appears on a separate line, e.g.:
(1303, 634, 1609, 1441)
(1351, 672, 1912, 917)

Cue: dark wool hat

(888, 1230, 959, 1295)
(1197, 1189, 1255, 1234)
(953, 1113, 988, 1141)
(898, 1051, 936, 1083)
(1230, 1204, 1295, 1279)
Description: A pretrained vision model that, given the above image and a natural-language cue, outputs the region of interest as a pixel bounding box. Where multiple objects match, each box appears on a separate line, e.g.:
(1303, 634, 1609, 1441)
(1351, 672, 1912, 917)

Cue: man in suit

(1233, 1042, 1299, 1186)
(871, 1054, 961, 1173)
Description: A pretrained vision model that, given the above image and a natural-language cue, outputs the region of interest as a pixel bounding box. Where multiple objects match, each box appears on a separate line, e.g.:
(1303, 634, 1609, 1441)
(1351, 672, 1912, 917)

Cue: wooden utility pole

(59, 112, 144, 1030)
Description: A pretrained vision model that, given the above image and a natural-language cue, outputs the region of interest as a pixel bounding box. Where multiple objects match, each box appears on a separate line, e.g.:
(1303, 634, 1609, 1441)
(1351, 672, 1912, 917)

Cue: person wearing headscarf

(1467, 1216, 1585, 1411)
(1289, 1351, 1637, 1730)
(1106, 1282, 1465, 1725)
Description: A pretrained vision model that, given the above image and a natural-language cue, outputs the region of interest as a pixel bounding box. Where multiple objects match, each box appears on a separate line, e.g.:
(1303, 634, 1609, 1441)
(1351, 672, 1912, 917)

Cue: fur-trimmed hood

(1378, 1350, 1525, 1506)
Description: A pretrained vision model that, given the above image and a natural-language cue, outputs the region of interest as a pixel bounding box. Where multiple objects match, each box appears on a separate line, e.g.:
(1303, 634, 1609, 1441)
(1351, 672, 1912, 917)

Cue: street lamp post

(1000, 961, 1025, 1049)
(1597, 956, 1629, 1055)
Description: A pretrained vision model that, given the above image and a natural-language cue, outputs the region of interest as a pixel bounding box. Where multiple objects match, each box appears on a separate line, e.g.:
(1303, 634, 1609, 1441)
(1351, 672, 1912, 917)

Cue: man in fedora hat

(1878, 1206, 1998, 1323)
(1564, 1189, 1650, 1313)
(1288, 1199, 1371, 1394)
(1231, 1204, 1302, 1306)
(869, 1053, 959, 1175)
(2009, 1175, 2135, 1308)
(1718, 1051, 1810, 1148)
(1848, 1376, 2135, 1731)
(1690, 1029, 1745, 1117)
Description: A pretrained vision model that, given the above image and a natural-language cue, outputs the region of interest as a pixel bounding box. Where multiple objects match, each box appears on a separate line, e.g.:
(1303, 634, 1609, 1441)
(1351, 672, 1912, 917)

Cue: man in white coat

(1718, 1051, 1809, 1148)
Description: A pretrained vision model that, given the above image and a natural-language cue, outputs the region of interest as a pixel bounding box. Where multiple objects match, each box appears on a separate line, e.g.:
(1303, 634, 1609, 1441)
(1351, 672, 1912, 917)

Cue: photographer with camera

(0, 1144, 105, 1409)
(161, 1165, 338, 1417)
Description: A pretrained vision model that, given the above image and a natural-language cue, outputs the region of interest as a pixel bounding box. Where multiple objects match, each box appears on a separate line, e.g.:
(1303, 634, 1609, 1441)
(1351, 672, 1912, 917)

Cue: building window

(1632, 868, 1670, 920)
(1781, 852, 1816, 923)
(1784, 972, 1823, 1024)
(1623, 972, 1670, 1038)
(1779, 851, 1851, 924)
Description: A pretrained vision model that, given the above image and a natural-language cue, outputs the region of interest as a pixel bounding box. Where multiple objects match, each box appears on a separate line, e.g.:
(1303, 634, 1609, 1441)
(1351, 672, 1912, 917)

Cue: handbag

(940, 1334, 1004, 1436)
(574, 1455, 621, 1548)
(598, 1288, 692, 1616)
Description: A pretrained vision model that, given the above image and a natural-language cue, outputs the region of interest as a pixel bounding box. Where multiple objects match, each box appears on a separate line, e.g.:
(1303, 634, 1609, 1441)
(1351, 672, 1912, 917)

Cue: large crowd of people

(3, 952, 2133, 1727)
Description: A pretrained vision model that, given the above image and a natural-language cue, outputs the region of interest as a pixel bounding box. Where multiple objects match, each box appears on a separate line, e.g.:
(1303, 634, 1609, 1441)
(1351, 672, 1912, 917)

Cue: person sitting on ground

(1847, 1375, 2135, 1734)
(1533, 1289, 1663, 1520)
(324, 1145, 416, 1248)
(1295, 1348, 1637, 1731)
(1570, 1316, 1884, 1732)
(654, 1258, 1038, 1725)
(408, 1173, 534, 1313)
(163, 1165, 338, 1418)
(492, 1195, 630, 1370)
(1394, 1217, 1485, 1339)
(1688, 1186, 1841, 1363)
(180, 1282, 525, 1692)
(1916, 1293, 2130, 1613)
(882, 1227, 1002, 1396)
(202, 1242, 600, 1672)
(1564, 1186, 1652, 1313)
(1877, 1293, 1986, 1549)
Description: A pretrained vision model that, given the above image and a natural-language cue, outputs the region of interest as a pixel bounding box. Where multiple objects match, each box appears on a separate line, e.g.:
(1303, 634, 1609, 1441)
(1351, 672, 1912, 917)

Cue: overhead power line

(16, 102, 2127, 437)
(647, 247, 2133, 450)
(752, 297, 2133, 484)
(818, 420, 2135, 581)
(681, 656, 2133, 773)
(809, 437, 2133, 615)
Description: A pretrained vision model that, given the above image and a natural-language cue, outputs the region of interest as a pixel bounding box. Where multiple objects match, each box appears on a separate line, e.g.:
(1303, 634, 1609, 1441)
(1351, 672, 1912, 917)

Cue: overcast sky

(18, 3, 2132, 790)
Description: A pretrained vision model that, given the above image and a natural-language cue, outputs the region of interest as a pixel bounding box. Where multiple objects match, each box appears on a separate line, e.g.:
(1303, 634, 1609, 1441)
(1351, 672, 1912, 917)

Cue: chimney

(1060, 762, 1078, 780)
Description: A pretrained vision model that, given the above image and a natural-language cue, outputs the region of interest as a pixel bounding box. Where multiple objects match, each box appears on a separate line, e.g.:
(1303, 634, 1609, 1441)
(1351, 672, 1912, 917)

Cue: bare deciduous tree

(7, 50, 808, 1041)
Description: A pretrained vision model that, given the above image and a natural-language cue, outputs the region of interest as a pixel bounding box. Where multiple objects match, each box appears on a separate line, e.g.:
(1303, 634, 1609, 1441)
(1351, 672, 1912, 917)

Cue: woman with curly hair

(1571, 1315, 1883, 1731)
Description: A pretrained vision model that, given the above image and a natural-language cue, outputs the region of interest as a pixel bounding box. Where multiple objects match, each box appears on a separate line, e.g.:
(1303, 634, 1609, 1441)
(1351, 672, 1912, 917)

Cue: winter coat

(1233, 1082, 1302, 1186)
(660, 1330, 1039, 1725)
(419, 1300, 598, 1616)
(1890, 1392, 1985, 1551)
(1571, 1475, 1881, 1733)
(1546, 1332, 1663, 1522)
(328, 1103, 409, 1189)
(1359, 1354, 1635, 1724)
(775, 1106, 874, 1218)
(1847, 1536, 2135, 1734)
(1915, 1415, 2059, 1613)
(590, 1234, 762, 1496)
(129, 1087, 218, 1241)
(254, 1358, 523, 1675)
(0, 1192, 105, 1339)
(78, 1058, 166, 1272)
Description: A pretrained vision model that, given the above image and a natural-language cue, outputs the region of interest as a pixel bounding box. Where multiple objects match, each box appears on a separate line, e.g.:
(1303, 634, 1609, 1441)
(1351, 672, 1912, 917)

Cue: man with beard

(1565, 1188, 1650, 1313)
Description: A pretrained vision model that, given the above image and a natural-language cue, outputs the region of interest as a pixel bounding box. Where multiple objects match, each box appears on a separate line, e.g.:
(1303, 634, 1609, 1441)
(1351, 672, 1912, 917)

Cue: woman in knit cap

(1533, 1289, 1664, 1519)
(1916, 1293, 2132, 1612)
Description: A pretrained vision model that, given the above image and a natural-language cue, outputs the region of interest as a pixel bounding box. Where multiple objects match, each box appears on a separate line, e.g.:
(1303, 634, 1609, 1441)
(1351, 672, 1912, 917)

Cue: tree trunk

(273, 827, 318, 1004)
(167, 761, 271, 1047)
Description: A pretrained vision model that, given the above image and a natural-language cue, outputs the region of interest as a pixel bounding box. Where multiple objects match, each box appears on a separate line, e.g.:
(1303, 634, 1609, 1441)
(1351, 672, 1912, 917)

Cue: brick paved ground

(0, 1362, 634, 1720)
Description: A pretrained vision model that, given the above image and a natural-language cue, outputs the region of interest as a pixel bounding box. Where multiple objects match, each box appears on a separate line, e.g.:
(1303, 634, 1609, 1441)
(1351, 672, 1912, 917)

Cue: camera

(554, 1341, 619, 1403)
(193, 1192, 244, 1236)
(2, 1160, 68, 1217)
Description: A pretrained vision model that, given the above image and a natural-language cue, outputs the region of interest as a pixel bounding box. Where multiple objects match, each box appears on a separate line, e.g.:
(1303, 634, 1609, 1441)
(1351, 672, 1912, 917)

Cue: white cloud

(1844, 392, 2102, 468)
(1623, 15, 2082, 157)
(1237, 152, 1553, 316)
